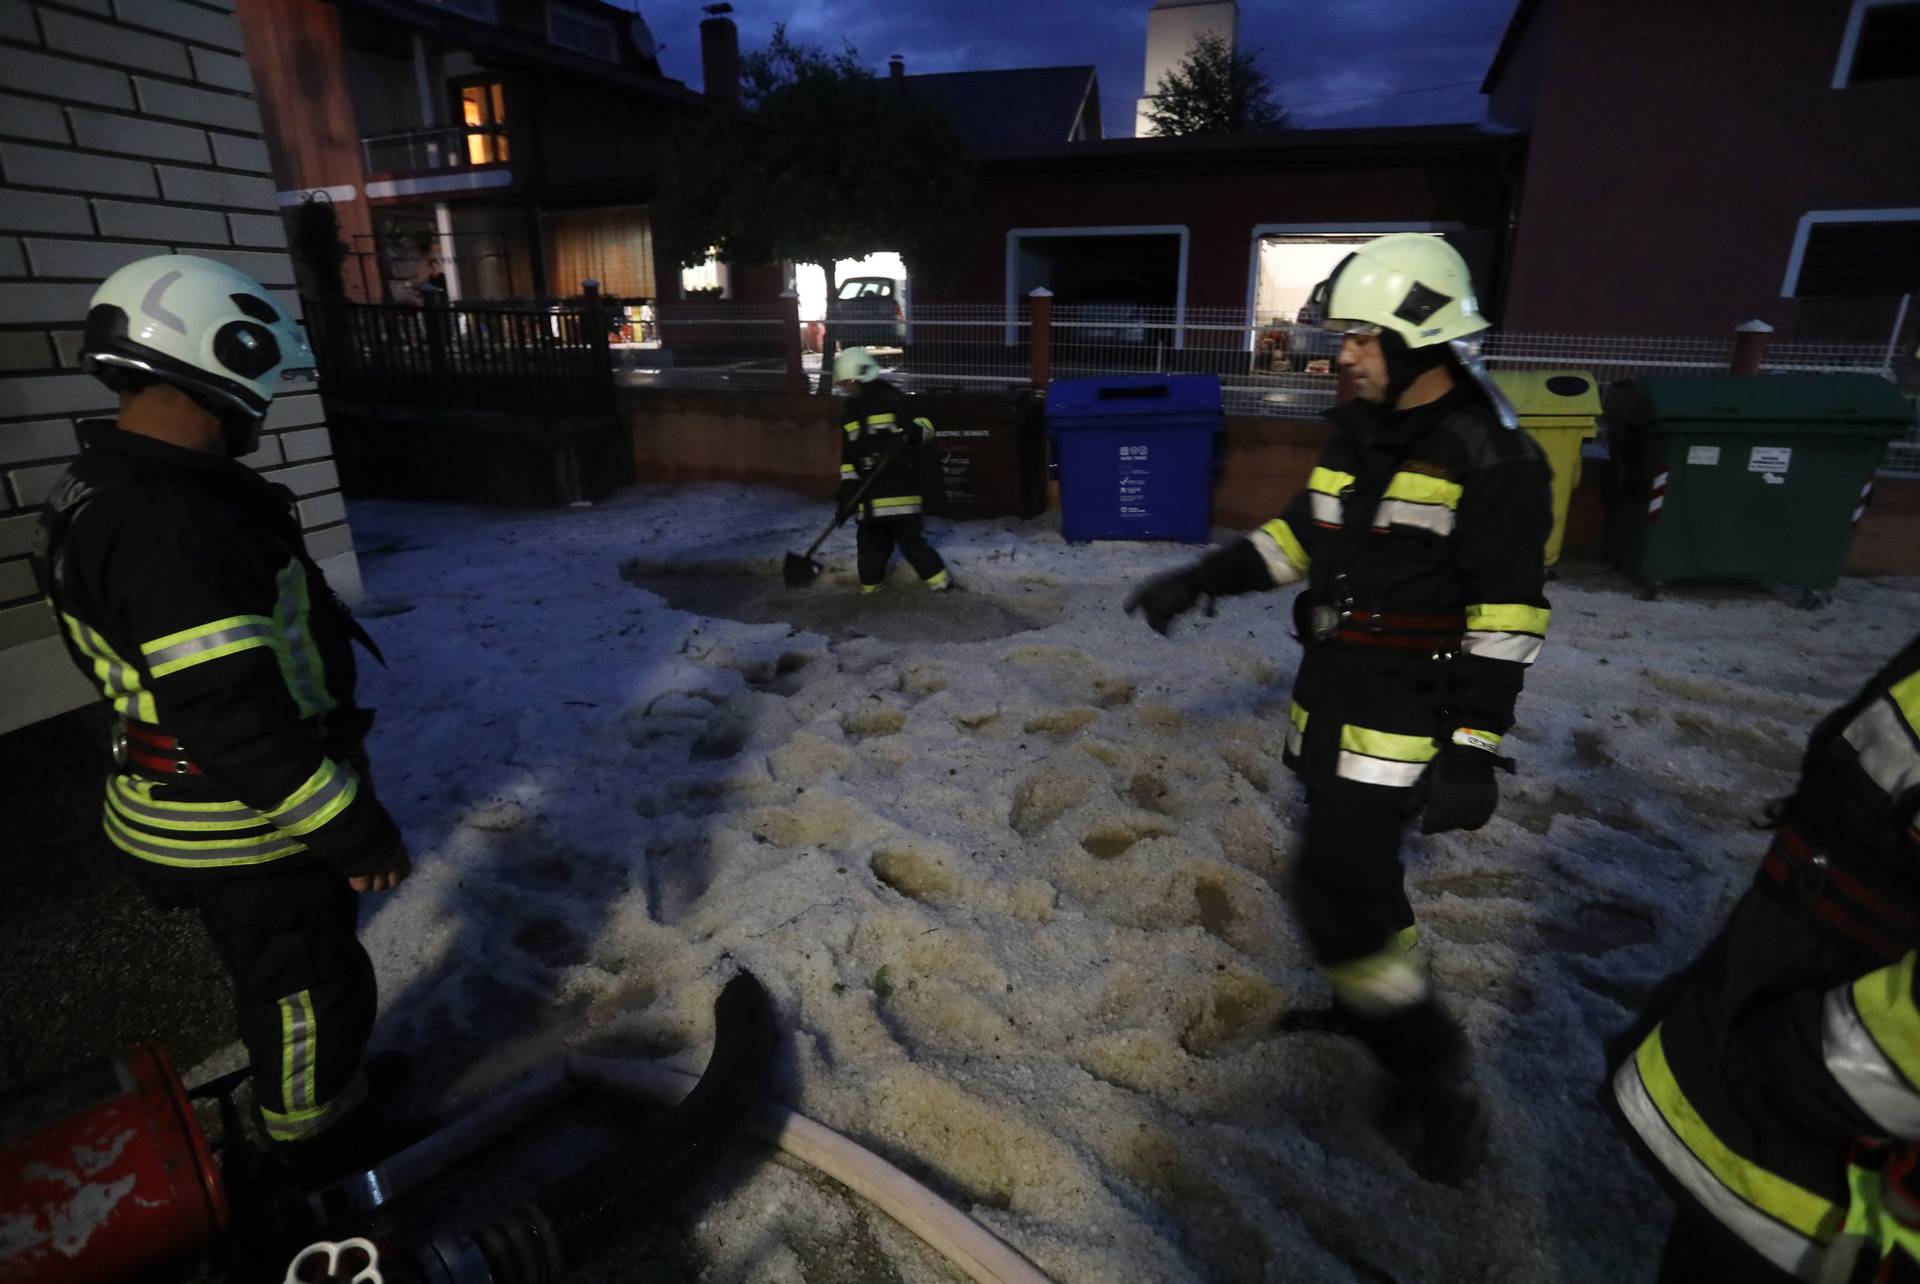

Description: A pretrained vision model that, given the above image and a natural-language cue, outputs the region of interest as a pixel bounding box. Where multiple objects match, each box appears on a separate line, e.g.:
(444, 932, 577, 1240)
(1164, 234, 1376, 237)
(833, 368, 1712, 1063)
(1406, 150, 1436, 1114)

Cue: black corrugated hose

(428, 971, 774, 1283)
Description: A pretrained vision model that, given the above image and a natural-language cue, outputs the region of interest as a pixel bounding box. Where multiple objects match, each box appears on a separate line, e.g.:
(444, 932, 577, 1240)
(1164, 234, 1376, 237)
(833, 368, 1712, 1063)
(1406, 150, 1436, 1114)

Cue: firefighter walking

(1611, 632, 1920, 1281)
(1124, 235, 1552, 1183)
(34, 255, 411, 1189)
(834, 347, 951, 594)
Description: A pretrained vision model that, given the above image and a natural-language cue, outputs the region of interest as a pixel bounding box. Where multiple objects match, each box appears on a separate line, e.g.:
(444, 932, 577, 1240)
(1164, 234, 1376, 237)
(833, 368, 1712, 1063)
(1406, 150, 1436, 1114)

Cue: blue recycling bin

(1045, 374, 1223, 543)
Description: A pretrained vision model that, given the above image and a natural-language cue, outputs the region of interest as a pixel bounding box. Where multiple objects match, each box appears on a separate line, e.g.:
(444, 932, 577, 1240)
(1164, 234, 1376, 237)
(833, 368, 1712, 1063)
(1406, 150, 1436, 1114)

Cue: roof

(1481, 0, 1544, 93)
(902, 66, 1100, 151)
(978, 123, 1520, 176)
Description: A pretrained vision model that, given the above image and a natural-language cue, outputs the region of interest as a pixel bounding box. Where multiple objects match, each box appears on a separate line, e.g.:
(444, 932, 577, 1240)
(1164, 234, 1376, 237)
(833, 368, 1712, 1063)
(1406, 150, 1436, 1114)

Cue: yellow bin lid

(1490, 369, 1602, 421)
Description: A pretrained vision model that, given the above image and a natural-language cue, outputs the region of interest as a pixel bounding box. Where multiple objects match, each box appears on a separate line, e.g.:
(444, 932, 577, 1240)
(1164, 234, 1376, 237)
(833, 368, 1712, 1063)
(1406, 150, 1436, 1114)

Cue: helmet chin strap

(1379, 329, 1450, 404)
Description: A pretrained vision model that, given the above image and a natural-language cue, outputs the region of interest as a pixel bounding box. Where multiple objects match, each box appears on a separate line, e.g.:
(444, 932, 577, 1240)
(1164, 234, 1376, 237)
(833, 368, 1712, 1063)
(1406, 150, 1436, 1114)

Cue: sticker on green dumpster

(1686, 445, 1720, 466)
(1748, 446, 1792, 474)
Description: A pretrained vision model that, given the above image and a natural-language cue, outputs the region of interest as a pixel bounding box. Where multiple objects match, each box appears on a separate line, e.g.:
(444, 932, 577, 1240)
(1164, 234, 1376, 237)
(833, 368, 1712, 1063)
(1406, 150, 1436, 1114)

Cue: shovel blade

(783, 551, 822, 588)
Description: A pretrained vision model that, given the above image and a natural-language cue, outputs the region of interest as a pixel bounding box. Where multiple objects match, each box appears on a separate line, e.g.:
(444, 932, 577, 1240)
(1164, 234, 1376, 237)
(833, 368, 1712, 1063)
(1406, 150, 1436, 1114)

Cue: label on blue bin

(1118, 444, 1152, 519)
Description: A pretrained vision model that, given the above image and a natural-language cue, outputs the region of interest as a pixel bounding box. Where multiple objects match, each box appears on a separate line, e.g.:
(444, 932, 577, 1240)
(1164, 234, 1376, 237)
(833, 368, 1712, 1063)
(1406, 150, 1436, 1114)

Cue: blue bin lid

(1045, 373, 1223, 420)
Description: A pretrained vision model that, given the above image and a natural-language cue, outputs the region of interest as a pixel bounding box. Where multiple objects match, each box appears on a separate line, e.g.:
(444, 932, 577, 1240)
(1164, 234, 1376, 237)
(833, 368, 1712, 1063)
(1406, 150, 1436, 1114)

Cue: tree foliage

(289, 197, 349, 300)
(1144, 32, 1290, 136)
(662, 24, 977, 295)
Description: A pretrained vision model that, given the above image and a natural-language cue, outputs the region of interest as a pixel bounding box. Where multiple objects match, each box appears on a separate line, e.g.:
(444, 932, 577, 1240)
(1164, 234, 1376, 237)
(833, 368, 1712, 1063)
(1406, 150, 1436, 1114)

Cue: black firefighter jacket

(1192, 383, 1553, 793)
(37, 421, 403, 881)
(839, 381, 934, 521)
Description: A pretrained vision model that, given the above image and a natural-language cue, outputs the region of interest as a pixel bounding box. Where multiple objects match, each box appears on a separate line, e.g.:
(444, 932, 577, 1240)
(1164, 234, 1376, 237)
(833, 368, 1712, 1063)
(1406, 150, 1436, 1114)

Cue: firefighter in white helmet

(1124, 234, 1552, 1183)
(33, 255, 411, 1192)
(834, 346, 951, 593)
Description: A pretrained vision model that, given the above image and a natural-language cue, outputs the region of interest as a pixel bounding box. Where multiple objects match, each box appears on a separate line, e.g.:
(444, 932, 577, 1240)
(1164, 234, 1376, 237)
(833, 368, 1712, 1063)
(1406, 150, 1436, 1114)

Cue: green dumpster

(1491, 369, 1600, 567)
(1603, 374, 1914, 593)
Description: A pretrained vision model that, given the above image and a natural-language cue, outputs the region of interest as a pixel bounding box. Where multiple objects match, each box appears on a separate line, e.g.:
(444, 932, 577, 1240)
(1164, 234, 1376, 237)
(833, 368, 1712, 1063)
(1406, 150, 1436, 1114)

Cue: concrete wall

(623, 387, 1920, 578)
(0, 0, 362, 736)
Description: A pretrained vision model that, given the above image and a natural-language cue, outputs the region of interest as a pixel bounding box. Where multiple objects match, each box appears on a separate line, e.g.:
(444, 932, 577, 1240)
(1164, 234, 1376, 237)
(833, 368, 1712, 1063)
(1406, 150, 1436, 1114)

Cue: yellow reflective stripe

(263, 758, 358, 836)
(107, 787, 269, 833)
(1853, 952, 1920, 1096)
(843, 422, 861, 435)
(1257, 518, 1309, 576)
(1383, 472, 1463, 509)
(1307, 466, 1355, 496)
(102, 810, 302, 867)
(1289, 701, 1309, 734)
(870, 496, 923, 509)
(278, 990, 316, 1114)
(111, 776, 255, 813)
(1635, 1027, 1842, 1242)
(1339, 725, 1439, 764)
(64, 618, 157, 721)
(271, 562, 329, 718)
(140, 614, 274, 678)
(261, 1068, 368, 1142)
(1324, 926, 1426, 1014)
(841, 464, 857, 477)
(923, 569, 950, 589)
(1893, 671, 1920, 740)
(865, 413, 898, 426)
(1465, 603, 1551, 635)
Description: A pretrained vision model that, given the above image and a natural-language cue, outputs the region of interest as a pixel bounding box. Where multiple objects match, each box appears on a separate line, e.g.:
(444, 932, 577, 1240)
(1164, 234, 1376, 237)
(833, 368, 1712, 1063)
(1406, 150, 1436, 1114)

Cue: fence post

(780, 289, 805, 395)
(1731, 319, 1773, 375)
(1029, 287, 1052, 388)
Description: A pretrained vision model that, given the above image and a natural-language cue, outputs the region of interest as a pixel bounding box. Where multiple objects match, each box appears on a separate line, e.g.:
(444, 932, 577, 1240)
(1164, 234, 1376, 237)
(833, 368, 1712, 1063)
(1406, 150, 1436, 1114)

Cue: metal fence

(615, 302, 790, 392)
(894, 304, 1031, 391)
(305, 299, 614, 419)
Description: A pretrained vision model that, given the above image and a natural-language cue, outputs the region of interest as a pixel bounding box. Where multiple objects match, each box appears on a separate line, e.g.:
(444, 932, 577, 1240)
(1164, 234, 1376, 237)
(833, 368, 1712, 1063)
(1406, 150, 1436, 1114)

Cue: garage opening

(1008, 227, 1189, 363)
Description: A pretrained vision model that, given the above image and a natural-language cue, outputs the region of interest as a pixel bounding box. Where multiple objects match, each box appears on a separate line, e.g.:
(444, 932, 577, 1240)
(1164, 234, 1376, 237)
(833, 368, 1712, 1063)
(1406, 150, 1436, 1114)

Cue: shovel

(783, 436, 910, 588)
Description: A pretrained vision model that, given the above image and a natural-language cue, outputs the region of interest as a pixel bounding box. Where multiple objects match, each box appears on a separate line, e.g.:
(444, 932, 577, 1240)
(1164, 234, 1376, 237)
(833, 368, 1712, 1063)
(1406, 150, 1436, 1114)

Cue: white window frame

(1241, 221, 1468, 345)
(1779, 207, 1920, 297)
(547, 4, 619, 63)
(1004, 224, 1190, 346)
(1831, 0, 1920, 88)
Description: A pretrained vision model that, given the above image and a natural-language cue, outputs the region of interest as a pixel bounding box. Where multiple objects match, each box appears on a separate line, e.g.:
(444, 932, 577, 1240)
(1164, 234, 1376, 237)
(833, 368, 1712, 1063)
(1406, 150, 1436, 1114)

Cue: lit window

(455, 80, 509, 165)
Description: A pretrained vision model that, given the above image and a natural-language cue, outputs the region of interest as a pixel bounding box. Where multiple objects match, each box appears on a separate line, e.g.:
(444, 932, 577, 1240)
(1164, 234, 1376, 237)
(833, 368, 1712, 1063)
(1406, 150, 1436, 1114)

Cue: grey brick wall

(0, 0, 361, 735)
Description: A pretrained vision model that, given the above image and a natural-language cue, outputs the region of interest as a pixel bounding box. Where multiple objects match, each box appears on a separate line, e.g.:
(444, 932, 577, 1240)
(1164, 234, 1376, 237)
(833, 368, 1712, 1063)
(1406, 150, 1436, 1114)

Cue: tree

(290, 196, 349, 300)
(662, 24, 977, 389)
(1144, 32, 1290, 137)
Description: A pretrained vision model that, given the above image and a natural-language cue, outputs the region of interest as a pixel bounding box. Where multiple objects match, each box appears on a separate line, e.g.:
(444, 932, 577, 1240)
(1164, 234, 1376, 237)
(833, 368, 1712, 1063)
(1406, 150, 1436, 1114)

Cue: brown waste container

(918, 390, 1048, 520)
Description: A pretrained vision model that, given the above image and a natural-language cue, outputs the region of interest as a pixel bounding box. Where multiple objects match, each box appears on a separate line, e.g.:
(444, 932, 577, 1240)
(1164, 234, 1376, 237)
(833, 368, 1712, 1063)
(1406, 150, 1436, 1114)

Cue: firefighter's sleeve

(1190, 490, 1315, 597)
(1818, 949, 1920, 1145)
(1449, 454, 1553, 737)
(111, 516, 404, 878)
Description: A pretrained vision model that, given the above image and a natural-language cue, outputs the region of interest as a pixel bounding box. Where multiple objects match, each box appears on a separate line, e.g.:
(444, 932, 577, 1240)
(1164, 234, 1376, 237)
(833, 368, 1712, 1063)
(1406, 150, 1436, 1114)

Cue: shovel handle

(808, 432, 912, 558)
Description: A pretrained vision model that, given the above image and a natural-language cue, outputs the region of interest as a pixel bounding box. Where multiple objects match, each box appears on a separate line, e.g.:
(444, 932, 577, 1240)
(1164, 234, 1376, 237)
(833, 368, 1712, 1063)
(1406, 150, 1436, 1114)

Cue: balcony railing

(360, 125, 509, 175)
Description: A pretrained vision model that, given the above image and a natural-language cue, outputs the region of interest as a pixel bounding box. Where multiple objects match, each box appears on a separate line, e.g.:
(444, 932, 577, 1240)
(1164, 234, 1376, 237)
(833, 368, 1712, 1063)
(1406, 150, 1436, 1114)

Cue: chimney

(889, 54, 904, 80)
(700, 5, 739, 106)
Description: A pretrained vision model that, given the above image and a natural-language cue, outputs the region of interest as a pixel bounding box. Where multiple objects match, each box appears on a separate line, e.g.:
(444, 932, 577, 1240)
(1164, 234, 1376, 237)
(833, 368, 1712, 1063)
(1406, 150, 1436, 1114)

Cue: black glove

(1124, 566, 1207, 635)
(1420, 742, 1506, 834)
(836, 479, 860, 519)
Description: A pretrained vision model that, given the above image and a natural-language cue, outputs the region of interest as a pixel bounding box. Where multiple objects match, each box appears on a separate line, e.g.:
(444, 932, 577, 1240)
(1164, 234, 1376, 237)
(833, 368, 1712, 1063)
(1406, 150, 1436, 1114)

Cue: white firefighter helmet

(80, 254, 314, 423)
(832, 346, 882, 384)
(1319, 234, 1489, 349)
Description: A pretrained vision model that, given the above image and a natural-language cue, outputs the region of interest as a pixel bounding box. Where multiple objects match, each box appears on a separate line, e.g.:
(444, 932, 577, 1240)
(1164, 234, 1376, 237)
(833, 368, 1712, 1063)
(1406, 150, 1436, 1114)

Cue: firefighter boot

(1378, 1057, 1490, 1186)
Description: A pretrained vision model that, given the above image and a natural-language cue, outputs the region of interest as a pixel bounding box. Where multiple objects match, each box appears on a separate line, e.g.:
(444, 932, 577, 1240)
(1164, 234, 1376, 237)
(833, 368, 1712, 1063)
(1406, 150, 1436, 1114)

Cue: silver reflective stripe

(283, 992, 315, 1111)
(1328, 956, 1428, 1017)
(142, 620, 274, 673)
(1309, 492, 1342, 525)
(108, 788, 268, 830)
(267, 764, 357, 833)
(1612, 1058, 1825, 1279)
(1335, 750, 1428, 789)
(1462, 630, 1544, 664)
(1250, 528, 1304, 586)
(103, 810, 300, 866)
(1823, 985, 1920, 1138)
(1372, 499, 1455, 536)
(1844, 698, 1920, 802)
(1285, 721, 1304, 756)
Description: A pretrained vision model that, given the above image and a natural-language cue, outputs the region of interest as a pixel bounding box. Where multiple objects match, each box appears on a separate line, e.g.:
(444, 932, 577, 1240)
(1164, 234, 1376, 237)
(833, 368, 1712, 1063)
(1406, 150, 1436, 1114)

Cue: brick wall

(0, 0, 361, 736)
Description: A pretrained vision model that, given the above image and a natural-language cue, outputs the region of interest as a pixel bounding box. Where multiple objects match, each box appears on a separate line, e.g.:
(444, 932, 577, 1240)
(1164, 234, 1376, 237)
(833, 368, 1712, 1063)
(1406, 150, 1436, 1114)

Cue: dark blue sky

(625, 0, 1520, 136)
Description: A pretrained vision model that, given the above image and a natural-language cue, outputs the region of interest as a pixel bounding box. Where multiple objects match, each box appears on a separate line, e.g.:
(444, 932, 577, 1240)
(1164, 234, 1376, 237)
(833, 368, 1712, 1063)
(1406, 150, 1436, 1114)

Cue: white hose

(564, 1054, 1053, 1284)
(375, 1062, 572, 1202)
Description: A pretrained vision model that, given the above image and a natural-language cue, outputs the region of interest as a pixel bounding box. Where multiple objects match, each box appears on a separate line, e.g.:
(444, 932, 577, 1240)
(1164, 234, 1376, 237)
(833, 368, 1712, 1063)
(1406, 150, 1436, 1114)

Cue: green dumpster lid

(1606, 374, 1916, 429)
(1489, 369, 1602, 418)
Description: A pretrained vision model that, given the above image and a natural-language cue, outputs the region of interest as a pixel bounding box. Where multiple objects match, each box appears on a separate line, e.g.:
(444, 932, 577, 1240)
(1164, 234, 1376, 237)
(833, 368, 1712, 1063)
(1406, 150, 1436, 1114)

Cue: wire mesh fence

(618, 302, 791, 392)
(892, 303, 1032, 392)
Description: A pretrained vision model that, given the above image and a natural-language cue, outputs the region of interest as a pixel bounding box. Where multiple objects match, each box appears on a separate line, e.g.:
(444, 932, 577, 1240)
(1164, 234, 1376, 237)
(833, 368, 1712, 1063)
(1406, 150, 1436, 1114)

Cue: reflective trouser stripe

(1325, 925, 1426, 1016)
(1309, 492, 1341, 525)
(1286, 701, 1307, 757)
(1383, 471, 1463, 509)
(1833, 951, 1920, 1131)
(841, 464, 857, 477)
(1252, 520, 1308, 584)
(283, 990, 316, 1114)
(1613, 1026, 1837, 1278)
(923, 569, 950, 590)
(1335, 725, 1437, 788)
(1372, 498, 1455, 536)
(102, 808, 304, 867)
(861, 584, 884, 595)
(140, 614, 274, 678)
(1465, 603, 1551, 635)
(871, 495, 922, 509)
(1462, 630, 1544, 664)
(1844, 678, 1920, 804)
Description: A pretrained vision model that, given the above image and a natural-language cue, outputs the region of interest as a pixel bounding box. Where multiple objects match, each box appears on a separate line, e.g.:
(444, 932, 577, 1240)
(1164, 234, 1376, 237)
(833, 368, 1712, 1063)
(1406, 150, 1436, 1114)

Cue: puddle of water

(622, 568, 1054, 643)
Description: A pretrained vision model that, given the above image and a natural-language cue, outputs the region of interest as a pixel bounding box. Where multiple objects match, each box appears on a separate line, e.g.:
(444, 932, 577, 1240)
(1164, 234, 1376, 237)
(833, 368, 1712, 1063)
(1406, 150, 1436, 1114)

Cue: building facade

(0, 0, 361, 735)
